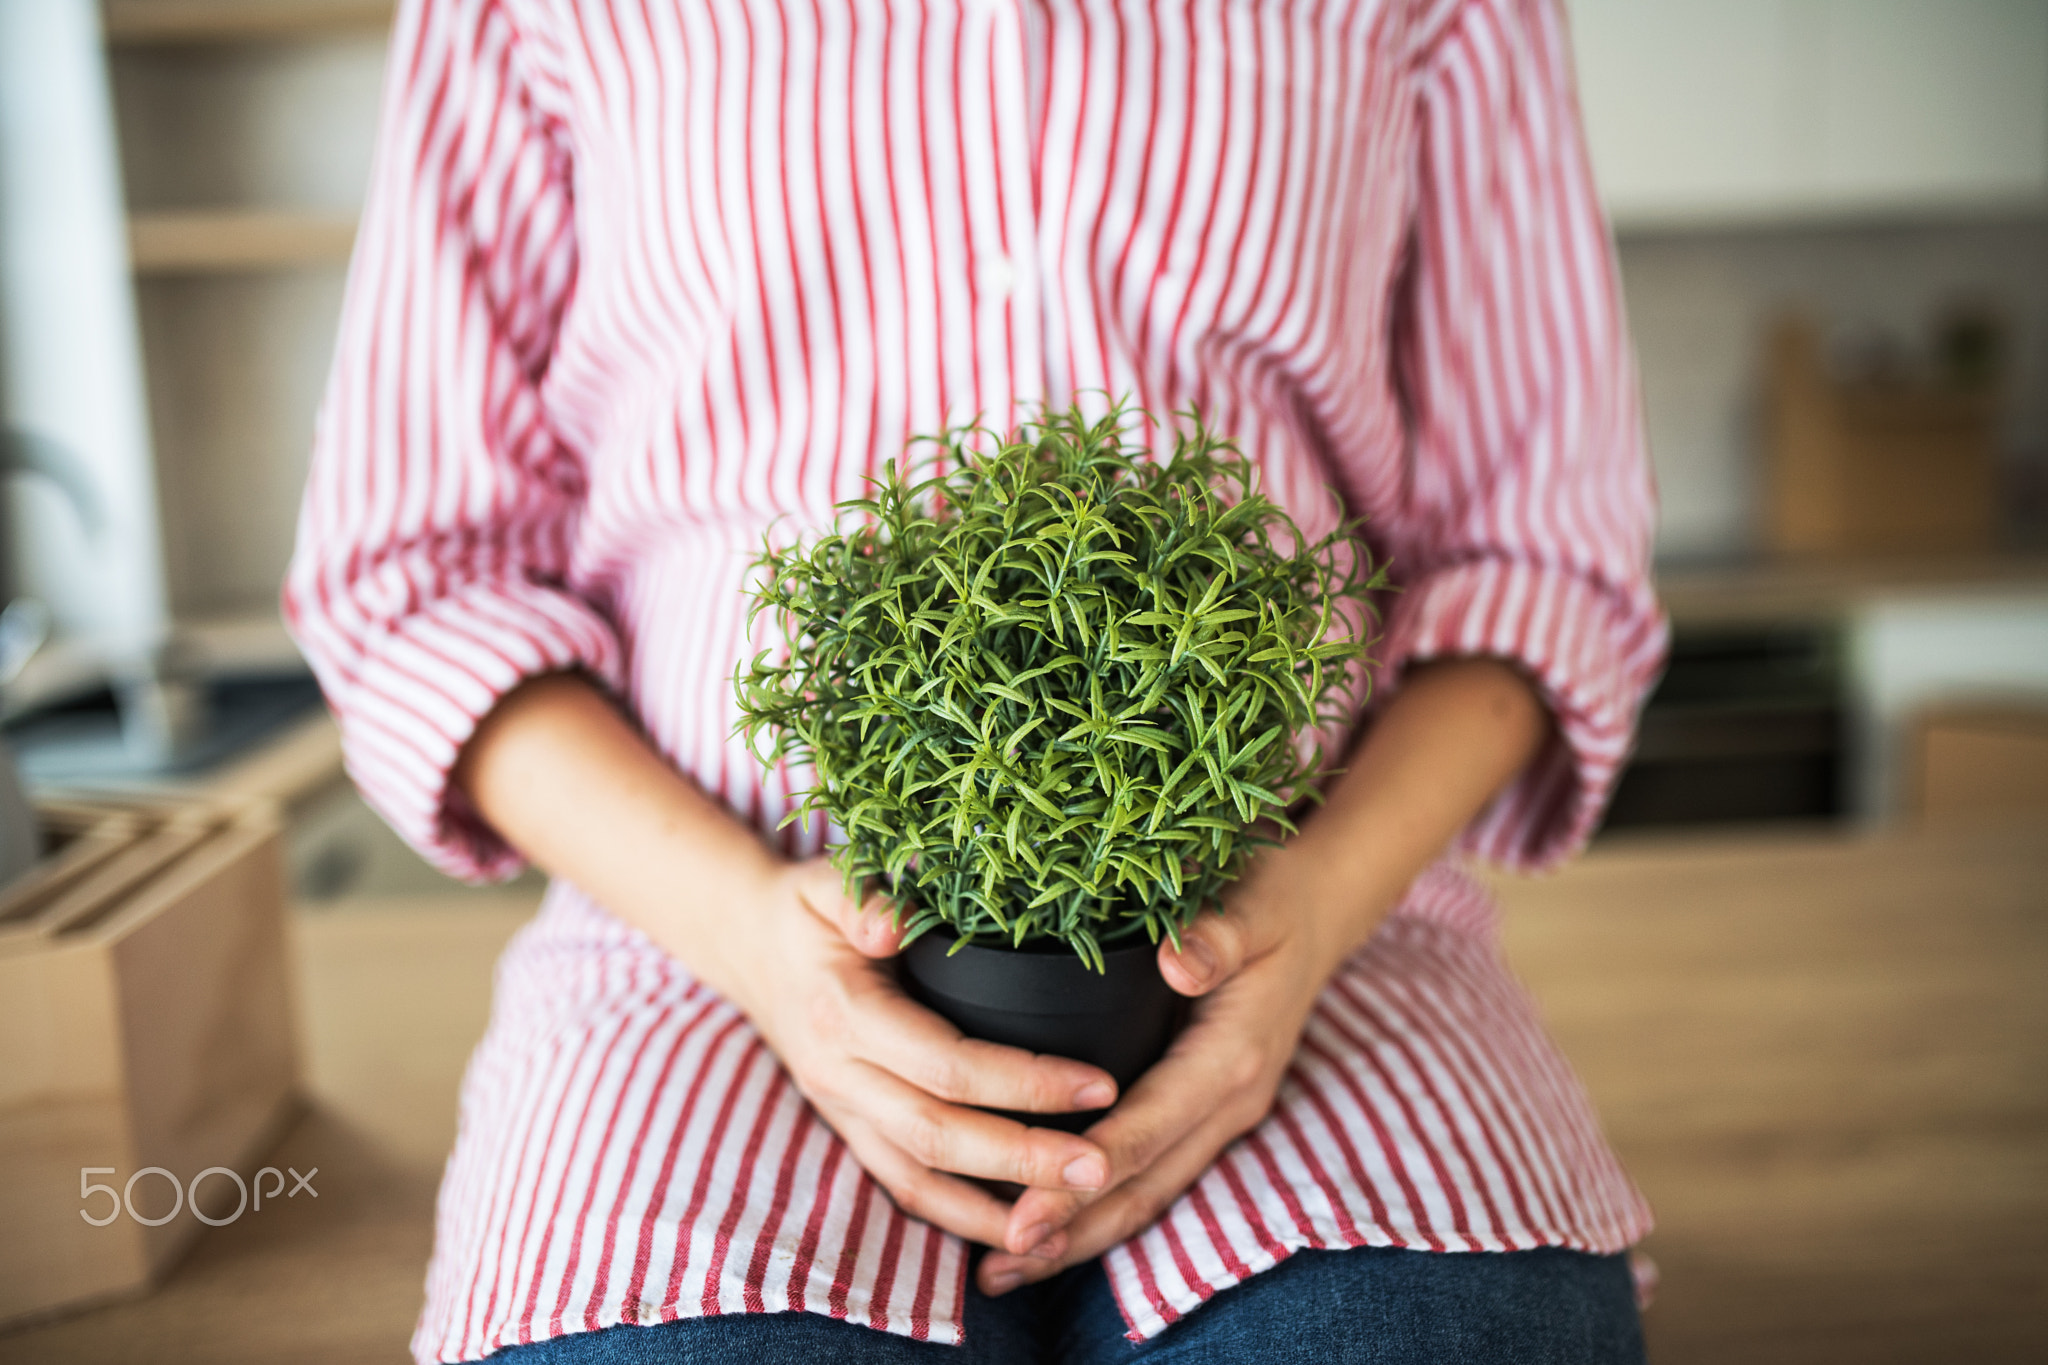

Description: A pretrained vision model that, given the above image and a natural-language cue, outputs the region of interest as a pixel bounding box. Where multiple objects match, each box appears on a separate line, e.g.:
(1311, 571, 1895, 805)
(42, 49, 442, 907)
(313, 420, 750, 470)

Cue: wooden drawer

(1911, 706, 2048, 819)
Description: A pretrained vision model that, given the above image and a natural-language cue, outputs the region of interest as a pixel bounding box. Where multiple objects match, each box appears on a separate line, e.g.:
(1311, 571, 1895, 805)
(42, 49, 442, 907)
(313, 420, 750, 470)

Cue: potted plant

(737, 406, 1382, 1129)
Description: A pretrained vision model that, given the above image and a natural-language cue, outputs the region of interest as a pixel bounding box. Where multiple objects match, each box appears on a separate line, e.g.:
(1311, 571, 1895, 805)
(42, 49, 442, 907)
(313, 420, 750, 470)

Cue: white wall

(1617, 218, 2048, 560)
(1568, 0, 2048, 228)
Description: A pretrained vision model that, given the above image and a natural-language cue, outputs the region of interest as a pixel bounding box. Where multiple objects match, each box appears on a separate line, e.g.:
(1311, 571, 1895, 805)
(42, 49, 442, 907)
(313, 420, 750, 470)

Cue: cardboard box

(0, 797, 300, 1327)
(1765, 318, 1999, 557)
(1910, 706, 2048, 820)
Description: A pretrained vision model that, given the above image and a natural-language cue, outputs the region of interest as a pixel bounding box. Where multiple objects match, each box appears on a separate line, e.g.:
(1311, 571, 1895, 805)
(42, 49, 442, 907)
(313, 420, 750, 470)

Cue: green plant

(736, 405, 1385, 968)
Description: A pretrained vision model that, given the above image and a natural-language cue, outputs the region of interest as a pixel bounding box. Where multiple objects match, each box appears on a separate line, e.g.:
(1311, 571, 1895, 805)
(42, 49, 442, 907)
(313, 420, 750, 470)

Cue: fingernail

(1029, 1233, 1066, 1260)
(1015, 1222, 1051, 1254)
(1179, 938, 1217, 986)
(985, 1269, 1023, 1296)
(1073, 1079, 1116, 1109)
(1062, 1154, 1107, 1190)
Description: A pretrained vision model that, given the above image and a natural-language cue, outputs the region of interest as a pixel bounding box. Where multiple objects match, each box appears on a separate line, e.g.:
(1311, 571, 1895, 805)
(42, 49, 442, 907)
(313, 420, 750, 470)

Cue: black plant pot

(899, 932, 1188, 1134)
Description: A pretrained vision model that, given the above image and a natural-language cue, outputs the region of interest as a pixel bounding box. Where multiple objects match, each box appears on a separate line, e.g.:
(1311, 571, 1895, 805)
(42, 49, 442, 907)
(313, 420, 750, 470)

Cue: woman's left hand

(974, 658, 1550, 1294)
(975, 845, 1368, 1295)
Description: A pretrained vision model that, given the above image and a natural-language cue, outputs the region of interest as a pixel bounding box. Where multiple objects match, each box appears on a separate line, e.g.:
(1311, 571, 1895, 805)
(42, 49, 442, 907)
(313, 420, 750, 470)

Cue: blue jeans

(487, 1246, 1646, 1364)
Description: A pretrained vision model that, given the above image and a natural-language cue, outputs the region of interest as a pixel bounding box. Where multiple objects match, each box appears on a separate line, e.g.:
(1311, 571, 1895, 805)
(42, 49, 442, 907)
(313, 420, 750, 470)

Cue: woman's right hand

(718, 857, 1118, 1258)
(454, 673, 1114, 1257)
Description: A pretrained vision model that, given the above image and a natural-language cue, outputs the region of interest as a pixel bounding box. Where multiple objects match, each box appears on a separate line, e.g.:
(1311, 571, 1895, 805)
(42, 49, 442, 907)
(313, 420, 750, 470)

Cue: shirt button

(979, 255, 1017, 299)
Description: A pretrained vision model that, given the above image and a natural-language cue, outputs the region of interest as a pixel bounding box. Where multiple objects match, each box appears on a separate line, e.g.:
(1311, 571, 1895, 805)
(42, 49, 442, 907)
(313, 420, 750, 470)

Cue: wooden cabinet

(101, 0, 390, 629)
(1567, 0, 2048, 228)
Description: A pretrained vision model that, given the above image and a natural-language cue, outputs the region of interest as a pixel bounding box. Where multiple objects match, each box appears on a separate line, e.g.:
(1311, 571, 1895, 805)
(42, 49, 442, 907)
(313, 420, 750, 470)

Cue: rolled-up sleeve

(284, 0, 621, 881)
(1374, 0, 1667, 871)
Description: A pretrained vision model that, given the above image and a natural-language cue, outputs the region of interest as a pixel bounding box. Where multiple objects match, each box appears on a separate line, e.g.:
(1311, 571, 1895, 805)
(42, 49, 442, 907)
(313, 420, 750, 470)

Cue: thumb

(1158, 894, 1282, 996)
(792, 858, 908, 959)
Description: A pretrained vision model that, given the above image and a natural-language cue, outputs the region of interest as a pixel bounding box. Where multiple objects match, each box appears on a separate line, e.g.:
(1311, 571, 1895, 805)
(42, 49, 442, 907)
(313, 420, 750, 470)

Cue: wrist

(651, 839, 792, 1009)
(1261, 833, 1396, 978)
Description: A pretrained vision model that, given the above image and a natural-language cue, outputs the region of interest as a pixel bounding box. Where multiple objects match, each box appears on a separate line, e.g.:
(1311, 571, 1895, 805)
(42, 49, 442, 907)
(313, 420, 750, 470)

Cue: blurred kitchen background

(0, 4, 2043, 1364)
(4, 0, 2046, 897)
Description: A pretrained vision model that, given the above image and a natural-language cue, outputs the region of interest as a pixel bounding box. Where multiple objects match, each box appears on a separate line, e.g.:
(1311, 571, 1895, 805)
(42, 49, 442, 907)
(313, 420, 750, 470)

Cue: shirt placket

(967, 0, 1047, 424)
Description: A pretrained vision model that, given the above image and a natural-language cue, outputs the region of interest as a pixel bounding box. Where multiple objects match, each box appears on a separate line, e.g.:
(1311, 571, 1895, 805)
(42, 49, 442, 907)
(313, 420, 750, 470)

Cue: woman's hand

(974, 844, 1351, 1291)
(973, 655, 1554, 1291)
(452, 672, 1120, 1257)
(455, 658, 1547, 1278)
(727, 857, 1119, 1256)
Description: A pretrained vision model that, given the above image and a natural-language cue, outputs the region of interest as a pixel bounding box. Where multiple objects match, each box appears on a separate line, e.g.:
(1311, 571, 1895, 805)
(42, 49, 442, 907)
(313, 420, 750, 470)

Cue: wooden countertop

(4, 822, 2043, 1363)
(1492, 819, 2048, 1364)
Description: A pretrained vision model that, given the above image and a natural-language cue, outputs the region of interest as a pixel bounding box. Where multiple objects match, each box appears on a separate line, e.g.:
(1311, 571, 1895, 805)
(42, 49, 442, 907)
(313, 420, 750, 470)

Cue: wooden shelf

(103, 0, 394, 44)
(129, 208, 356, 273)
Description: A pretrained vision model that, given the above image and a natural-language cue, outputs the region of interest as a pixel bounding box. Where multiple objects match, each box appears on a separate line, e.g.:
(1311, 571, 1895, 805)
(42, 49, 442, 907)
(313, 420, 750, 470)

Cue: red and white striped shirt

(285, 0, 1664, 1357)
